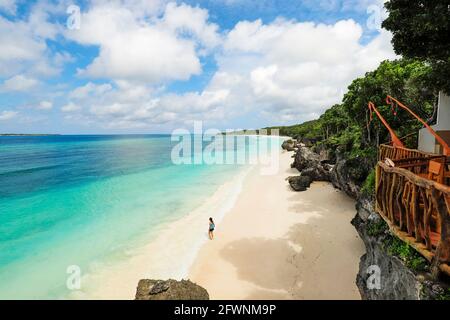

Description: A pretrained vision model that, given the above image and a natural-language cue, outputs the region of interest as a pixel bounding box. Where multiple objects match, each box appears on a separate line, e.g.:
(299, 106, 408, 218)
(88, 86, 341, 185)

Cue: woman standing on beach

(208, 218, 215, 240)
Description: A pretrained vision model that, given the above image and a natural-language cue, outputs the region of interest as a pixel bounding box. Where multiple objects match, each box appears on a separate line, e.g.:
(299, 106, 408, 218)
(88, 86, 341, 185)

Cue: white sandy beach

(189, 150, 365, 300)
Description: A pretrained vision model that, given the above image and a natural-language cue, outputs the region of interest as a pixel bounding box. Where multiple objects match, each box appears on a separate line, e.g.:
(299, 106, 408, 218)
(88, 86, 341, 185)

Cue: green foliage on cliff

(383, 236, 429, 272)
(367, 218, 388, 237)
(362, 169, 376, 196)
(437, 288, 450, 301)
(266, 119, 322, 139)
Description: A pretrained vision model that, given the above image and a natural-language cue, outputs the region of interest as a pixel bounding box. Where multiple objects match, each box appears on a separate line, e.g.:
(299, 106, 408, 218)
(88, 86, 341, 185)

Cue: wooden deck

(376, 145, 450, 277)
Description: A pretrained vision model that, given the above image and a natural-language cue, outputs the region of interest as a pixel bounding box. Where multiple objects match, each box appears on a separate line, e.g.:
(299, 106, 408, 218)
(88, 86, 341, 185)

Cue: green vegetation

(383, 0, 450, 95)
(383, 235, 429, 272)
(266, 119, 322, 140)
(362, 169, 376, 196)
(367, 218, 388, 237)
(437, 288, 450, 301)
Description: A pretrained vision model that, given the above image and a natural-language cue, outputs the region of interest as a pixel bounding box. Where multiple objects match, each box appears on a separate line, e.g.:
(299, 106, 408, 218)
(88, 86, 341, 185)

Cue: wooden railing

(379, 144, 437, 162)
(379, 144, 448, 180)
(375, 161, 450, 276)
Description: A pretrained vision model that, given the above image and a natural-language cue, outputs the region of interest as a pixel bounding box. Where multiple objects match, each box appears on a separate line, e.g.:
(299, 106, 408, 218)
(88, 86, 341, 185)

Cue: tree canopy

(382, 0, 450, 94)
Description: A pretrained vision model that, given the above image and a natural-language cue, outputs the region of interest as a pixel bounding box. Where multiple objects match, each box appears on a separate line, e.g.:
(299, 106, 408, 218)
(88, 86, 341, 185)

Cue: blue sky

(0, 0, 394, 134)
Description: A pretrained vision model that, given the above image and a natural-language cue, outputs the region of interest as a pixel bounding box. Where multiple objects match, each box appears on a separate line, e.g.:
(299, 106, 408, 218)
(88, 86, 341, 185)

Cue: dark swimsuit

(209, 223, 215, 231)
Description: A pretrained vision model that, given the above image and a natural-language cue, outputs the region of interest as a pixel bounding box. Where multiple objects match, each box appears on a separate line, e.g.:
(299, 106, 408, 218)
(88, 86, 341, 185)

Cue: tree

(382, 0, 450, 94)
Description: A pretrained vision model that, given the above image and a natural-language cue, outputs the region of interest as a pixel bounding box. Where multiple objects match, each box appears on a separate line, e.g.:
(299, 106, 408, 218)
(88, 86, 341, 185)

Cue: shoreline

(69, 165, 252, 299)
(189, 150, 365, 299)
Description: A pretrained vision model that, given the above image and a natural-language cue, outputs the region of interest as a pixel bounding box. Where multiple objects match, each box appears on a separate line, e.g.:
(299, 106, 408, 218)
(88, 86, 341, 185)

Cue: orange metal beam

(386, 96, 450, 156)
(368, 102, 405, 148)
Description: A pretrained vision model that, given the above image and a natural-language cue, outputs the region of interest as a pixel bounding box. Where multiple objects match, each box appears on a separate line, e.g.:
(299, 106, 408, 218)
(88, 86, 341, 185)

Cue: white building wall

(418, 91, 450, 154)
(418, 128, 436, 153)
(432, 92, 450, 130)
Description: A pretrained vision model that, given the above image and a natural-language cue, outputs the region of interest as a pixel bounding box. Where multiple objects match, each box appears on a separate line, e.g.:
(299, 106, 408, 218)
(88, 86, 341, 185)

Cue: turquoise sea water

(0, 134, 279, 299)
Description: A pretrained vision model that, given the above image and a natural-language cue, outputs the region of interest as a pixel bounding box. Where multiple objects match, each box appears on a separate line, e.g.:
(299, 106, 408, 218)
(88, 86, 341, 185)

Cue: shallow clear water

(0, 134, 280, 299)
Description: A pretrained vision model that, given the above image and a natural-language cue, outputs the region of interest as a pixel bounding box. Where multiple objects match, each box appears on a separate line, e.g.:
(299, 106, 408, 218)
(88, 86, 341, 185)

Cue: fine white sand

(189, 150, 365, 300)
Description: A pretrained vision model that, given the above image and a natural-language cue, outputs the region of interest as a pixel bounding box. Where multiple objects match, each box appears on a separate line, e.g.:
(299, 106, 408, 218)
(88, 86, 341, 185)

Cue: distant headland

(0, 134, 61, 136)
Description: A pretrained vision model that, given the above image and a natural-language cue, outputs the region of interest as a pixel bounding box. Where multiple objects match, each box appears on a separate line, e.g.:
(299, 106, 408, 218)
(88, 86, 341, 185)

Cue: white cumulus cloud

(61, 102, 82, 113)
(0, 0, 17, 15)
(1, 74, 39, 92)
(37, 100, 53, 110)
(0, 110, 18, 120)
(66, 2, 220, 83)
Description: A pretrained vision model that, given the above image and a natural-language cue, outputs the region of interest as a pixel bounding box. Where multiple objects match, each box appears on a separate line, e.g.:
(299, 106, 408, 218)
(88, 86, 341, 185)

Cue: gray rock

(331, 154, 372, 199)
(135, 279, 209, 300)
(292, 146, 321, 171)
(314, 144, 333, 163)
(300, 166, 330, 182)
(281, 139, 296, 151)
(291, 146, 332, 182)
(287, 175, 312, 191)
(298, 137, 319, 147)
(149, 280, 170, 295)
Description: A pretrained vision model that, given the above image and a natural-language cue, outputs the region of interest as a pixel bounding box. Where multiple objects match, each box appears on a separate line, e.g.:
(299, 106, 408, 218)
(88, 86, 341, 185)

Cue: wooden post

(430, 190, 450, 278)
(411, 184, 421, 242)
(375, 164, 381, 211)
(388, 173, 396, 223)
(395, 176, 405, 231)
(402, 182, 413, 236)
(421, 189, 432, 250)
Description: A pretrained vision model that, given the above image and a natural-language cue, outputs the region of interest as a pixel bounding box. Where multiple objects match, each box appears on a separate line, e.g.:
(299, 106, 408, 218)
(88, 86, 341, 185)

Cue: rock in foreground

(135, 279, 209, 300)
(287, 175, 312, 191)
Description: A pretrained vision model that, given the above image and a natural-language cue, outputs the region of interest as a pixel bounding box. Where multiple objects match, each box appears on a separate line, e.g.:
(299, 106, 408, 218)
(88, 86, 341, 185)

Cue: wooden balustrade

(375, 161, 450, 276)
(379, 144, 449, 183)
(379, 144, 437, 162)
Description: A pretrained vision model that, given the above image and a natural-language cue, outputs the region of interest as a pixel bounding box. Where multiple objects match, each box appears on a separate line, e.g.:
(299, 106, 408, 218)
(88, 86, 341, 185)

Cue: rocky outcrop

(291, 146, 332, 183)
(300, 165, 332, 182)
(281, 139, 297, 151)
(291, 146, 320, 171)
(330, 152, 372, 199)
(313, 144, 334, 163)
(287, 175, 312, 191)
(298, 137, 319, 147)
(135, 279, 209, 300)
(352, 195, 448, 300)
